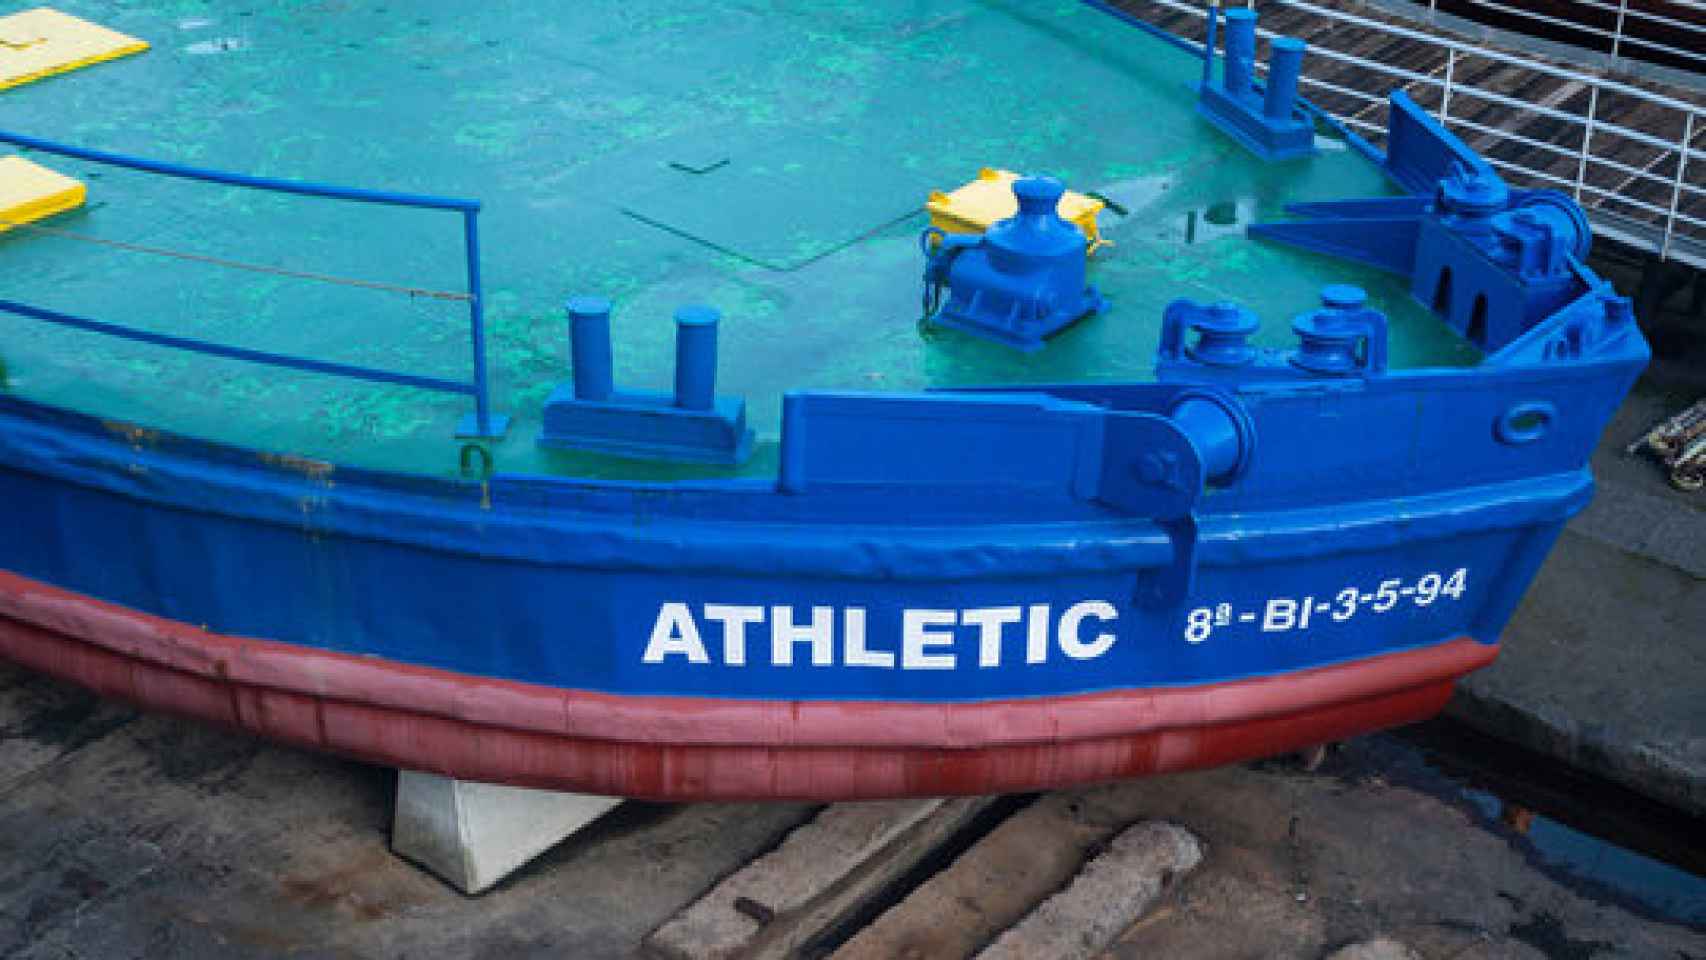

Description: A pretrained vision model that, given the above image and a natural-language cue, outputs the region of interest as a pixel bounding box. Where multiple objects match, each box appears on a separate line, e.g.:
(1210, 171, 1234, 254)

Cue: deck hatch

(621, 134, 934, 271)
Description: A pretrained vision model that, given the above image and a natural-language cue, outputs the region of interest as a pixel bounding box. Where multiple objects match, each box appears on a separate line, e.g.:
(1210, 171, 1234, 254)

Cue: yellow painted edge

(0, 37, 149, 91)
(0, 186, 86, 231)
(0, 157, 87, 232)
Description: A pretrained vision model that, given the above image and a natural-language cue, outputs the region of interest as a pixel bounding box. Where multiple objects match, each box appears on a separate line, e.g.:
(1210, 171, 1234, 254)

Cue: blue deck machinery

(920, 175, 1108, 351)
(538, 297, 754, 464)
(1197, 6, 1316, 162)
(1248, 98, 1594, 351)
(907, 8, 1645, 621)
(914, 2, 1322, 354)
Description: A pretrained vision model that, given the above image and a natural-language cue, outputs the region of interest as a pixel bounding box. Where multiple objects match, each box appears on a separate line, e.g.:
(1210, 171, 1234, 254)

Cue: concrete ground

(0, 664, 818, 958)
(1446, 254, 1706, 818)
(1086, 742, 1705, 960)
(1, 660, 1701, 959)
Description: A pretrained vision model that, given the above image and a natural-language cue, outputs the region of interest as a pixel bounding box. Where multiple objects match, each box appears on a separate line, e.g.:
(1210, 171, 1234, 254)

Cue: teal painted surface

(0, 0, 1481, 480)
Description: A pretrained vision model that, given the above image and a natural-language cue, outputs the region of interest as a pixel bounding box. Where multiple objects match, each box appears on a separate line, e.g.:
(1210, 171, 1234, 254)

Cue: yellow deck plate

(927, 168, 1110, 255)
(0, 155, 86, 231)
(0, 7, 148, 91)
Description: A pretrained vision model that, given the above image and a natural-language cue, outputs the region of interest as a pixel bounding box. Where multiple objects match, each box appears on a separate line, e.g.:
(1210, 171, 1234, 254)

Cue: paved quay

(1445, 256, 1706, 819)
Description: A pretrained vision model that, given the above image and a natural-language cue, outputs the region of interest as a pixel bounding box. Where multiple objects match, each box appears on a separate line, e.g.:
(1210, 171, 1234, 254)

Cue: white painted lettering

(1026, 604, 1051, 664)
(842, 607, 893, 668)
(771, 605, 834, 666)
(1058, 601, 1118, 660)
(963, 606, 1022, 668)
(643, 602, 709, 664)
(1262, 598, 1298, 632)
(704, 604, 764, 666)
(902, 609, 958, 670)
(641, 601, 1130, 670)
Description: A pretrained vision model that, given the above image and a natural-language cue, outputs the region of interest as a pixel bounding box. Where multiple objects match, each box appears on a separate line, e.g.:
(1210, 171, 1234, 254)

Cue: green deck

(0, 0, 1481, 481)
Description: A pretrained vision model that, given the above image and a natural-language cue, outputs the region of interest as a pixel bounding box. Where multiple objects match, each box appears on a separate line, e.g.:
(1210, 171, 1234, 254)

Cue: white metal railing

(1424, 0, 1706, 70)
(1147, 0, 1706, 262)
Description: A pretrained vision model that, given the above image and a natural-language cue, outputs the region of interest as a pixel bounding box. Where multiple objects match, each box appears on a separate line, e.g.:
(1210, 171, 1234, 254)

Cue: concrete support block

(391, 770, 622, 894)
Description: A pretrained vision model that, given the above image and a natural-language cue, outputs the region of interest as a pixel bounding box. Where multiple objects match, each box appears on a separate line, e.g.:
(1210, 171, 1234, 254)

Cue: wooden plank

(645, 797, 996, 960)
(830, 792, 1113, 960)
(977, 821, 1203, 960)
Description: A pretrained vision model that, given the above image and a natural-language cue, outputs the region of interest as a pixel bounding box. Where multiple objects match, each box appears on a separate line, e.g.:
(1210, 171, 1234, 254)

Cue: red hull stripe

(0, 569, 1495, 800)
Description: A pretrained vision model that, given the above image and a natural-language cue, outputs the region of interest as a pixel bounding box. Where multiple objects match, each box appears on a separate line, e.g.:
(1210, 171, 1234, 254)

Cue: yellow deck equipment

(927, 168, 1110, 256)
(0, 155, 86, 232)
(0, 7, 148, 91)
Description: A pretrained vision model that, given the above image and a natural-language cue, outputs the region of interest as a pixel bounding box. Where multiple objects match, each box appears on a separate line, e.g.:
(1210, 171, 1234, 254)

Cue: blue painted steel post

(1264, 37, 1305, 120)
(463, 209, 494, 436)
(1202, 6, 1219, 89)
(673, 305, 720, 411)
(568, 296, 615, 401)
(1223, 8, 1257, 100)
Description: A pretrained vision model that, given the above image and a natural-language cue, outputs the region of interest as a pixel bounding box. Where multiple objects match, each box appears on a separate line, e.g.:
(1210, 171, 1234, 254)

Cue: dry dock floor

(2, 655, 1702, 959)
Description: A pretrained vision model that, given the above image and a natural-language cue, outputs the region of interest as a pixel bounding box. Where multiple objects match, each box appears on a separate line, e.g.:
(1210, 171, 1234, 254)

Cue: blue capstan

(1157, 285, 1389, 382)
(1196, 7, 1316, 162)
(920, 175, 1107, 352)
(538, 297, 754, 465)
(1289, 284, 1389, 375)
(1248, 91, 1593, 351)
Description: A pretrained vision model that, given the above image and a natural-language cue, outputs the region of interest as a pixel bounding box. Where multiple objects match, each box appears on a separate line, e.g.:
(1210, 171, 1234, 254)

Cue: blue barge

(0, 2, 1646, 799)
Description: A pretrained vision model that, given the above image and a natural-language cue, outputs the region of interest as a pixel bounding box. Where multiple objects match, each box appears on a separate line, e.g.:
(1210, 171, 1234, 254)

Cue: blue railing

(0, 129, 507, 438)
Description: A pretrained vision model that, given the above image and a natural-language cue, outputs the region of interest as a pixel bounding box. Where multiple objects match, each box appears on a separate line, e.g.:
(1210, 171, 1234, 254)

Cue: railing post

(1439, 48, 1456, 125)
(1611, 0, 1628, 62)
(1574, 86, 1600, 202)
(1662, 111, 1695, 261)
(459, 208, 506, 439)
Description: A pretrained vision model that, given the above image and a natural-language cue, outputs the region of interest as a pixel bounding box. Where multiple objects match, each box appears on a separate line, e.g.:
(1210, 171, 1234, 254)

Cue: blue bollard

(1195, 9, 1315, 161)
(673, 305, 720, 411)
(568, 296, 614, 402)
(540, 300, 753, 464)
(1264, 37, 1305, 120)
(1223, 8, 1257, 100)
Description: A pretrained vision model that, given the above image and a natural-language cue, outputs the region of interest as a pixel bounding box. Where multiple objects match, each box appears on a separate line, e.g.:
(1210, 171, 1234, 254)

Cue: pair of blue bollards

(538, 298, 753, 465)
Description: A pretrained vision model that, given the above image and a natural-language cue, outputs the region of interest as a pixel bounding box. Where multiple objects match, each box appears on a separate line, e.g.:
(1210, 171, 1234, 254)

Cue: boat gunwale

(0, 388, 1598, 581)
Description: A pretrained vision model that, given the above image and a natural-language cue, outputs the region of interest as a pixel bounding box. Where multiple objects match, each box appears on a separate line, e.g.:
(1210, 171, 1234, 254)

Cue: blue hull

(0, 337, 1628, 705)
(0, 47, 1652, 795)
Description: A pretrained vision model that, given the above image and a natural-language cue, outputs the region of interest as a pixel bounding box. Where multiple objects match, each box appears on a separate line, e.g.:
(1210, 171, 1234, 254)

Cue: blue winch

(1248, 91, 1596, 350)
(920, 175, 1107, 352)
